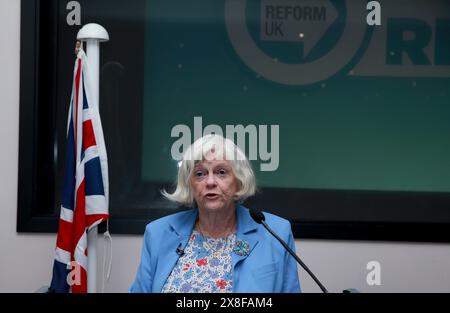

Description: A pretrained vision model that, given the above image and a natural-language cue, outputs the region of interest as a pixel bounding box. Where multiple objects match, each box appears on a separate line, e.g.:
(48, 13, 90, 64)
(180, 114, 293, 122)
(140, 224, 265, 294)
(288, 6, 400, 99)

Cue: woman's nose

(205, 172, 217, 186)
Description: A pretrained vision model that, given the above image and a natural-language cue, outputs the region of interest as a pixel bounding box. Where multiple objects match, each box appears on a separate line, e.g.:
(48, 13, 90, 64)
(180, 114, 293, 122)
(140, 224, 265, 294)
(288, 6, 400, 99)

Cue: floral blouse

(161, 229, 236, 293)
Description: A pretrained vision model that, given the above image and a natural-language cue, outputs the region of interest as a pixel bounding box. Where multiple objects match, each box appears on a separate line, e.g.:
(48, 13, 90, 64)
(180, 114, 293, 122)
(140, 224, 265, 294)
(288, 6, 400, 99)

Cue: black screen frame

(17, 0, 450, 242)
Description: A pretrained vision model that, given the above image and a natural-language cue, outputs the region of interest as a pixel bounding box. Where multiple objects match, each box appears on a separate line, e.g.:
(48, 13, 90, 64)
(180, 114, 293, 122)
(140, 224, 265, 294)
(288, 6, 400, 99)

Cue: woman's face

(190, 157, 238, 213)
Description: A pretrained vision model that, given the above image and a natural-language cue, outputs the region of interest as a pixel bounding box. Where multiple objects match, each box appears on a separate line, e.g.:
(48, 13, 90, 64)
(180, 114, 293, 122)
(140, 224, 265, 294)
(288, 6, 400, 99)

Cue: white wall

(1, 0, 449, 293)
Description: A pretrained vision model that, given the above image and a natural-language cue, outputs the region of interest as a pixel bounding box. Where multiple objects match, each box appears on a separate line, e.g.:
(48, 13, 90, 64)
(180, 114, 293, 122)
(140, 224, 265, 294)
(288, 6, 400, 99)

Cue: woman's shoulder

(261, 211, 292, 233)
(143, 208, 196, 235)
(239, 205, 292, 233)
(256, 211, 294, 244)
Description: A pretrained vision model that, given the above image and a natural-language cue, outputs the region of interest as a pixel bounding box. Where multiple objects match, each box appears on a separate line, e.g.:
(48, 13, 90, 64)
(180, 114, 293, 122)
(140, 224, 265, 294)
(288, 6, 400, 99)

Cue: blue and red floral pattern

(162, 230, 236, 293)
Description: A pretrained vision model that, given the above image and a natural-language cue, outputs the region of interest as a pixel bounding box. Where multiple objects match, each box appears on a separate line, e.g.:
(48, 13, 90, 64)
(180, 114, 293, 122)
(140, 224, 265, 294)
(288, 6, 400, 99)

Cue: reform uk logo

(224, 0, 372, 85)
(224, 0, 450, 86)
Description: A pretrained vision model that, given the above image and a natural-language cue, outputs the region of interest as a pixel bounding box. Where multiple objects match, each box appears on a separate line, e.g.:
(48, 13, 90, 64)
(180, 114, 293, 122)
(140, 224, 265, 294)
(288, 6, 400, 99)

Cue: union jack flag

(50, 49, 109, 293)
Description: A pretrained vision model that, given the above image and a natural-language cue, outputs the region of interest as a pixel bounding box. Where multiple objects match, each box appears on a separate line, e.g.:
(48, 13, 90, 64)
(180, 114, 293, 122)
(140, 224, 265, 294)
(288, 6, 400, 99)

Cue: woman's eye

(195, 171, 204, 177)
(218, 169, 227, 175)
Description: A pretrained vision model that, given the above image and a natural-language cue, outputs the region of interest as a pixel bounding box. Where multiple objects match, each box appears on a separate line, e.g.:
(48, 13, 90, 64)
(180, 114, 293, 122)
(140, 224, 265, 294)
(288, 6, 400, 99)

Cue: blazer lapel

(232, 205, 259, 269)
(152, 209, 198, 292)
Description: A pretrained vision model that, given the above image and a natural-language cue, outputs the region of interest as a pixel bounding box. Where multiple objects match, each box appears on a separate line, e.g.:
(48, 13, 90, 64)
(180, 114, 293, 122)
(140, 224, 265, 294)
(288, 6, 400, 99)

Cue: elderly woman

(130, 134, 301, 292)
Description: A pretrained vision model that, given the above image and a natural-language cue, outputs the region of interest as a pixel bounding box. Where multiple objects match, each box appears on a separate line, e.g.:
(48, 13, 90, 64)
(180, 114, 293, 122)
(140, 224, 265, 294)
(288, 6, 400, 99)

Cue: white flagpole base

(87, 226, 98, 293)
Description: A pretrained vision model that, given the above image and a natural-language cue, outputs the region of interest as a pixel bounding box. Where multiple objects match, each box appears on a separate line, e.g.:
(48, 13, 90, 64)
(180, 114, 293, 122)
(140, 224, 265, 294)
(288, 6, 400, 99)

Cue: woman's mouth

(205, 193, 219, 200)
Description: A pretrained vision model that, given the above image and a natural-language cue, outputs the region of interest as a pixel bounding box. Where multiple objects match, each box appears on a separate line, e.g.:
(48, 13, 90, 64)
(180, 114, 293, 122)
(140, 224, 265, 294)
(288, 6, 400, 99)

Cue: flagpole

(77, 23, 109, 293)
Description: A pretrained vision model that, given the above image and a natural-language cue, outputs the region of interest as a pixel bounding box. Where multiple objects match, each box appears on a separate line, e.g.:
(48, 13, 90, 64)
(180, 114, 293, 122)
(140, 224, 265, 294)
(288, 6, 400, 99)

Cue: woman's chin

(203, 204, 222, 211)
(201, 200, 226, 211)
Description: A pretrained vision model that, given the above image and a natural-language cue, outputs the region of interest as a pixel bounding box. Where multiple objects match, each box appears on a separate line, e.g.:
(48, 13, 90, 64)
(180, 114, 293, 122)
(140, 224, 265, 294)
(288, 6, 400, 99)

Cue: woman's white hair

(162, 134, 256, 206)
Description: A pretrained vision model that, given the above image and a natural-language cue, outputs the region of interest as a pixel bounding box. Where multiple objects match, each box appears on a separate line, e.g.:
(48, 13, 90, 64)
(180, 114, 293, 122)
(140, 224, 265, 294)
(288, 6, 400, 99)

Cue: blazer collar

(167, 204, 259, 236)
(168, 207, 198, 238)
(235, 204, 259, 234)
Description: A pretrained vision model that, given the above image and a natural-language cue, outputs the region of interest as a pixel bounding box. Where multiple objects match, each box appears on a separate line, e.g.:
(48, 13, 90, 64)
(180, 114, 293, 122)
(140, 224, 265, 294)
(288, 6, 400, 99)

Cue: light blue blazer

(129, 205, 301, 293)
